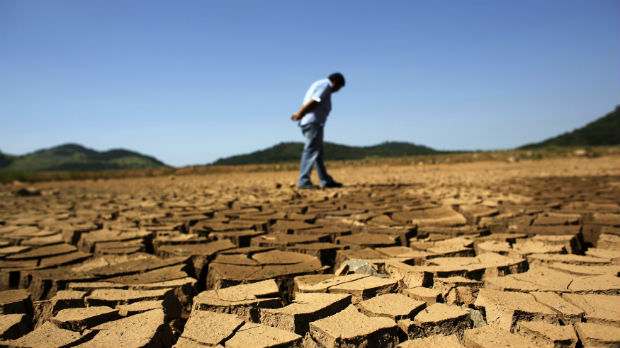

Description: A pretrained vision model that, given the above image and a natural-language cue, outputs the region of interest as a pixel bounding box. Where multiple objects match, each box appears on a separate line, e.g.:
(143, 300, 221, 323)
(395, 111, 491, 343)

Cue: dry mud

(0, 156, 618, 348)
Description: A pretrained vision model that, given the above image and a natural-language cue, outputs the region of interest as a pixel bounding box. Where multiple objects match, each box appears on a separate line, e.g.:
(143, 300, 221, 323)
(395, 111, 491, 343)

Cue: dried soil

(0, 156, 618, 347)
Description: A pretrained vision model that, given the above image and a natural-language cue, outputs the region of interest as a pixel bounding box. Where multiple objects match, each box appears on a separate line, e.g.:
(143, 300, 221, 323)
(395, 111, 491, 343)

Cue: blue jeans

(297, 123, 334, 187)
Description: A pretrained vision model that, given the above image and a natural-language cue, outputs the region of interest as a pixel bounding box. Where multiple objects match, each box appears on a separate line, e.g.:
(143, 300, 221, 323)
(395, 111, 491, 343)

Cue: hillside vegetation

(0, 152, 15, 167)
(212, 141, 438, 165)
(520, 106, 620, 149)
(0, 144, 168, 171)
(1, 106, 617, 182)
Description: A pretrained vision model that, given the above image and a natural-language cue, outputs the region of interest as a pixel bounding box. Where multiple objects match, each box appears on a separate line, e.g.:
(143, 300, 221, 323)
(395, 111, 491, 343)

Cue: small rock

(462, 306, 486, 328)
(335, 259, 387, 278)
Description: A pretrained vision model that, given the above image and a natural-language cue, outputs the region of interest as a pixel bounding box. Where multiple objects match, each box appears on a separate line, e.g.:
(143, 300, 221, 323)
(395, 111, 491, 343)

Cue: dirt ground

(0, 155, 618, 348)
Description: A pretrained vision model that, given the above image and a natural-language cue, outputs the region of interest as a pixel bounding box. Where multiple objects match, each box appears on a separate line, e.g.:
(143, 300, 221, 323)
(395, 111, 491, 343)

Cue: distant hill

(0, 144, 168, 171)
(0, 152, 15, 167)
(520, 106, 620, 149)
(212, 141, 438, 165)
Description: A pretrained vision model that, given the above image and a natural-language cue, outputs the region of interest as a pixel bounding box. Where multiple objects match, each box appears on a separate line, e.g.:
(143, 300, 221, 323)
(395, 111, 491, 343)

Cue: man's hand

(290, 99, 317, 122)
(291, 112, 302, 121)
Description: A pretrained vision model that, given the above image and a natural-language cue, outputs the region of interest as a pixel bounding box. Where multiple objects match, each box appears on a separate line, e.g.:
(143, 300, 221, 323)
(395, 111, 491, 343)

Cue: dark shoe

(298, 184, 320, 190)
(323, 181, 343, 188)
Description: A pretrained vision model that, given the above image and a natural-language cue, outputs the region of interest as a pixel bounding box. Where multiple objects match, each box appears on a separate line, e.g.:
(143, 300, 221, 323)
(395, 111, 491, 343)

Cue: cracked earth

(0, 156, 618, 348)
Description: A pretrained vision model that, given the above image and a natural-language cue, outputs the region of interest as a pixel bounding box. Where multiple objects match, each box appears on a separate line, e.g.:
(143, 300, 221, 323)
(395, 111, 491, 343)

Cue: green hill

(0, 152, 15, 167)
(0, 143, 168, 171)
(212, 141, 438, 165)
(520, 106, 620, 149)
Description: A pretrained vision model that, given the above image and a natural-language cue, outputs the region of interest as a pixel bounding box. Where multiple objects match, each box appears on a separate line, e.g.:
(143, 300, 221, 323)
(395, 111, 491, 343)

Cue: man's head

(328, 72, 345, 92)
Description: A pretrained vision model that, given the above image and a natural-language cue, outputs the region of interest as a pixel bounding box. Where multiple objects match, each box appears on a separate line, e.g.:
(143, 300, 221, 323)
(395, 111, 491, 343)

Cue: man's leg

(297, 124, 321, 187)
(313, 126, 335, 186)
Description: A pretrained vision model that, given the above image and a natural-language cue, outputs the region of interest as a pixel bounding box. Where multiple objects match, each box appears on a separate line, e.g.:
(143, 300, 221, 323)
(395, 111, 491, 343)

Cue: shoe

(323, 181, 343, 188)
(297, 184, 320, 190)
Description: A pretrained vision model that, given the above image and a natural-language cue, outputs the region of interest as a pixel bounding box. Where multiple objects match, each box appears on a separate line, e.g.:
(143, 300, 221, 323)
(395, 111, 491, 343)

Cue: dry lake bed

(0, 155, 619, 348)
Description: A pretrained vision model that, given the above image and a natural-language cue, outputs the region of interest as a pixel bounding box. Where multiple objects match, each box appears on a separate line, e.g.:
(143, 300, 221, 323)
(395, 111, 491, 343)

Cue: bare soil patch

(0, 156, 618, 347)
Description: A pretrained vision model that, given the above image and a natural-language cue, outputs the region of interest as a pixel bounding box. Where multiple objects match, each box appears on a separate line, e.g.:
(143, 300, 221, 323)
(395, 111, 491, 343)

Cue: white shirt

(299, 78, 333, 127)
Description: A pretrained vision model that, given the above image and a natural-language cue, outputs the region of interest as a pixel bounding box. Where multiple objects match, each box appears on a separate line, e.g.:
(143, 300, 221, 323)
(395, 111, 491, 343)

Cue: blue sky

(1, 0, 618, 166)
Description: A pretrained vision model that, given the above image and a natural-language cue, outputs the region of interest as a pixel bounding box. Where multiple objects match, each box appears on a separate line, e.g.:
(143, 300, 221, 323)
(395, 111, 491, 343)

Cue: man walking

(291, 73, 345, 189)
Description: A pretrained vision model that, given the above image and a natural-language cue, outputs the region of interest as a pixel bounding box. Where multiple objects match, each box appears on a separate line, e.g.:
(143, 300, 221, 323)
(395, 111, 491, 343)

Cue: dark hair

(328, 72, 345, 87)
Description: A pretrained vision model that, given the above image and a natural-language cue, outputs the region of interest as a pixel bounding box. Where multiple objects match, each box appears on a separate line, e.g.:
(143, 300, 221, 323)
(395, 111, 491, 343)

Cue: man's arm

(291, 99, 317, 121)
